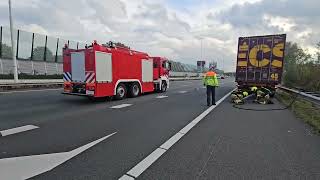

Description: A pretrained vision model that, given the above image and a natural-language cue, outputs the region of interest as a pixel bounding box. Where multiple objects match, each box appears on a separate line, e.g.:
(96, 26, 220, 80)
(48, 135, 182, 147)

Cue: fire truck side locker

(71, 51, 85, 83)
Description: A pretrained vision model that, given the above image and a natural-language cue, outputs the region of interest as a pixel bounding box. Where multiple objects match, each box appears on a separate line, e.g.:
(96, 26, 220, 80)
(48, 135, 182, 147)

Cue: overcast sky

(0, 0, 319, 71)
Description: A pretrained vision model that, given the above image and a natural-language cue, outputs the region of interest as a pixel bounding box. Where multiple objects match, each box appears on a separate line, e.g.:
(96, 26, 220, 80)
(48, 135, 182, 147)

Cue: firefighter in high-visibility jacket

(203, 68, 219, 106)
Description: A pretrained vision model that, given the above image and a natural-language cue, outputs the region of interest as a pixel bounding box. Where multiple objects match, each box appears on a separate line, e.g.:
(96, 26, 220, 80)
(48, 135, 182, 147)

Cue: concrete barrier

(0, 77, 202, 91)
(170, 77, 202, 81)
(0, 79, 63, 84)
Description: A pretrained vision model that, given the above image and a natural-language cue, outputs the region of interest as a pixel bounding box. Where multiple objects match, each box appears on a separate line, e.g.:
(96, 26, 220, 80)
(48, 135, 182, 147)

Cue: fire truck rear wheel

(129, 83, 140, 97)
(161, 81, 167, 92)
(115, 83, 127, 100)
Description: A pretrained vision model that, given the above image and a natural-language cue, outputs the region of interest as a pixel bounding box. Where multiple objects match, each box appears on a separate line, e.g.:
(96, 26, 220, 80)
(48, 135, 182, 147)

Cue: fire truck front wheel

(161, 81, 167, 92)
(115, 83, 127, 100)
(129, 83, 140, 97)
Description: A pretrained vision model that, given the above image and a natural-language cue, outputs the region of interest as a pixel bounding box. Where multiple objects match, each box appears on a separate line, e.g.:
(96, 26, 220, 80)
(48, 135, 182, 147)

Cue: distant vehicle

(62, 41, 171, 100)
(236, 34, 286, 92)
(221, 76, 225, 79)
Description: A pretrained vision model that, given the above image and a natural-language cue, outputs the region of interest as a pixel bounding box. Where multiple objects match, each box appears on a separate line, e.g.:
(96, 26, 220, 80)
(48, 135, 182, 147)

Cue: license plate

(86, 90, 94, 95)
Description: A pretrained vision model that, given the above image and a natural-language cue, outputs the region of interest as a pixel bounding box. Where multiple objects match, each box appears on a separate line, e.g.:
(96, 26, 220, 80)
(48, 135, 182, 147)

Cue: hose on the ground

(232, 89, 299, 111)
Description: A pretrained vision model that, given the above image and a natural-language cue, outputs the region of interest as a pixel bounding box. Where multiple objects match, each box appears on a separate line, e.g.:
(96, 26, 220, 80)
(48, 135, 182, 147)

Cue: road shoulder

(138, 99, 320, 180)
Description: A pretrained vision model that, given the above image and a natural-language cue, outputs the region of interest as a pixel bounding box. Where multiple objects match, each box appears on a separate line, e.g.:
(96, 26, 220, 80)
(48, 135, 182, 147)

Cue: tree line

(283, 42, 320, 92)
(1, 44, 56, 61)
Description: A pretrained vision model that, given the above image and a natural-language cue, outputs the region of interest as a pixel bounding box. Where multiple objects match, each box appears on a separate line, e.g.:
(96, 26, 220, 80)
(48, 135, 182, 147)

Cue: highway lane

(0, 80, 230, 129)
(138, 96, 320, 180)
(0, 78, 236, 179)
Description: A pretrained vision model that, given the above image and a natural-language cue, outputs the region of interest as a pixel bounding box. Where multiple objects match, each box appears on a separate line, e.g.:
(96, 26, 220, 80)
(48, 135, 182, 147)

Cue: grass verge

(277, 90, 320, 134)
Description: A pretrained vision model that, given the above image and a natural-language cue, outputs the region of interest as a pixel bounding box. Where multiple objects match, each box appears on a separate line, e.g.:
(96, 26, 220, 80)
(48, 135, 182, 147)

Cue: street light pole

(200, 38, 203, 72)
(8, 0, 18, 83)
(200, 39, 203, 61)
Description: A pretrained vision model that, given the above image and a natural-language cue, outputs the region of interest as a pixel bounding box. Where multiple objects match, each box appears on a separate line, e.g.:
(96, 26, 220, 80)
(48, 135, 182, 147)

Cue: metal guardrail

(278, 86, 320, 103)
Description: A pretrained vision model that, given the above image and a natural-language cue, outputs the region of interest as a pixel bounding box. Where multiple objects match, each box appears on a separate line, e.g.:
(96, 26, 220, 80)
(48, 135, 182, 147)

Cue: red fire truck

(63, 41, 171, 99)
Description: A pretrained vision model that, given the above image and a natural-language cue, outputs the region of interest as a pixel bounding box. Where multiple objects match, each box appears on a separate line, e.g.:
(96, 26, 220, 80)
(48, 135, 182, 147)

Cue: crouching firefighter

(203, 67, 219, 106)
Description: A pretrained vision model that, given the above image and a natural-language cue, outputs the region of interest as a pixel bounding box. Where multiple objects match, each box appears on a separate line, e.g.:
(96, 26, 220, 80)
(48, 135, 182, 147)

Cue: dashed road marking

(119, 88, 235, 179)
(0, 132, 117, 180)
(156, 95, 168, 99)
(110, 104, 133, 109)
(0, 125, 39, 137)
(178, 91, 187, 94)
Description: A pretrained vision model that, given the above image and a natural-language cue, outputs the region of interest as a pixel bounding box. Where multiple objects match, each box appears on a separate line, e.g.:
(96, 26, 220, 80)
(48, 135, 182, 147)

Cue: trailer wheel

(129, 83, 140, 97)
(270, 90, 275, 97)
(115, 83, 127, 100)
(161, 81, 167, 92)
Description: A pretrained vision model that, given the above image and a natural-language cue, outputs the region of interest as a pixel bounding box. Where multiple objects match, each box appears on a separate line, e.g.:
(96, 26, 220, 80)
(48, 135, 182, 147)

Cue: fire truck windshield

(162, 61, 170, 70)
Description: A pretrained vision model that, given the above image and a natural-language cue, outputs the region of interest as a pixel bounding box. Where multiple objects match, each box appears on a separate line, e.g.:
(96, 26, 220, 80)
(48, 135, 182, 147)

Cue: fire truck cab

(63, 41, 170, 100)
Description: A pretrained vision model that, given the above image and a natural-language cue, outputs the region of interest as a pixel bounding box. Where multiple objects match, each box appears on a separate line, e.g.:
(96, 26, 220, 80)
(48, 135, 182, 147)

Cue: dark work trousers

(206, 85, 216, 105)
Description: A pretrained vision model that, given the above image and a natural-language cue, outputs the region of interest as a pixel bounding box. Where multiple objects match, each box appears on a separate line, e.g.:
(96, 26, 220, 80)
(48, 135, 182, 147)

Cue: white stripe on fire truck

(63, 72, 71, 82)
(85, 72, 94, 79)
(86, 73, 95, 83)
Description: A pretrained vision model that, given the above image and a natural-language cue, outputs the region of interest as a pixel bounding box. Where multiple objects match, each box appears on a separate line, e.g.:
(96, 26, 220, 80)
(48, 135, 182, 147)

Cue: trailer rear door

(236, 34, 286, 86)
(71, 51, 85, 82)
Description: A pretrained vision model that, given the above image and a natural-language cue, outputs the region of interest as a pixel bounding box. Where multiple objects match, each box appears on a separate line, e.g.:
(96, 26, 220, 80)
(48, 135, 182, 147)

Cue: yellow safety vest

(203, 71, 219, 86)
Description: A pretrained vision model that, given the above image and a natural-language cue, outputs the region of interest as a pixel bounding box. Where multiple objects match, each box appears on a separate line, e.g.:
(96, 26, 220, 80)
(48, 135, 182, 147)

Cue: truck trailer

(236, 34, 286, 91)
(231, 34, 287, 104)
(62, 41, 171, 99)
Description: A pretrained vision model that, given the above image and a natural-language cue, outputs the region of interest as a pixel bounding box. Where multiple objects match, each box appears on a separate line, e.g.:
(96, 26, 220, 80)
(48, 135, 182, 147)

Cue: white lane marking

(126, 148, 166, 178)
(0, 125, 39, 137)
(179, 122, 197, 134)
(119, 175, 135, 180)
(156, 95, 168, 99)
(178, 91, 187, 94)
(160, 132, 184, 150)
(111, 104, 133, 109)
(120, 88, 236, 179)
(0, 132, 117, 180)
(0, 88, 62, 94)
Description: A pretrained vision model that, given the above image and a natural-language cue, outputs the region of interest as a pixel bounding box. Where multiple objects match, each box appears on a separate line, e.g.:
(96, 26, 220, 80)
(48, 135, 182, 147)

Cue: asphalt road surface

(1, 78, 319, 180)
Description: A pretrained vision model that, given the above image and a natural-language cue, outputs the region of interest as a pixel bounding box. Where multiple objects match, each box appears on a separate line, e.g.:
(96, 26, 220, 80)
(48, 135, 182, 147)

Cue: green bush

(283, 42, 320, 92)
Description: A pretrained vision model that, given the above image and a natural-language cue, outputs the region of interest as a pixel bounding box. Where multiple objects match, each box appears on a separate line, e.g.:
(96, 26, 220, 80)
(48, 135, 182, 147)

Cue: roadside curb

(0, 83, 63, 91)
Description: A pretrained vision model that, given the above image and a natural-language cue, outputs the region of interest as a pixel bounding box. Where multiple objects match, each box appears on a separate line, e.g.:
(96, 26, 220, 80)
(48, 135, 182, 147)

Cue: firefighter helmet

(251, 86, 258, 92)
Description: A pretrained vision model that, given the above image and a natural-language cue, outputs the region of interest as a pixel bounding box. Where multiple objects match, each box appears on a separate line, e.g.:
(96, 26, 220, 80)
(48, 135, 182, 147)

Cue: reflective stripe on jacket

(203, 71, 219, 86)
